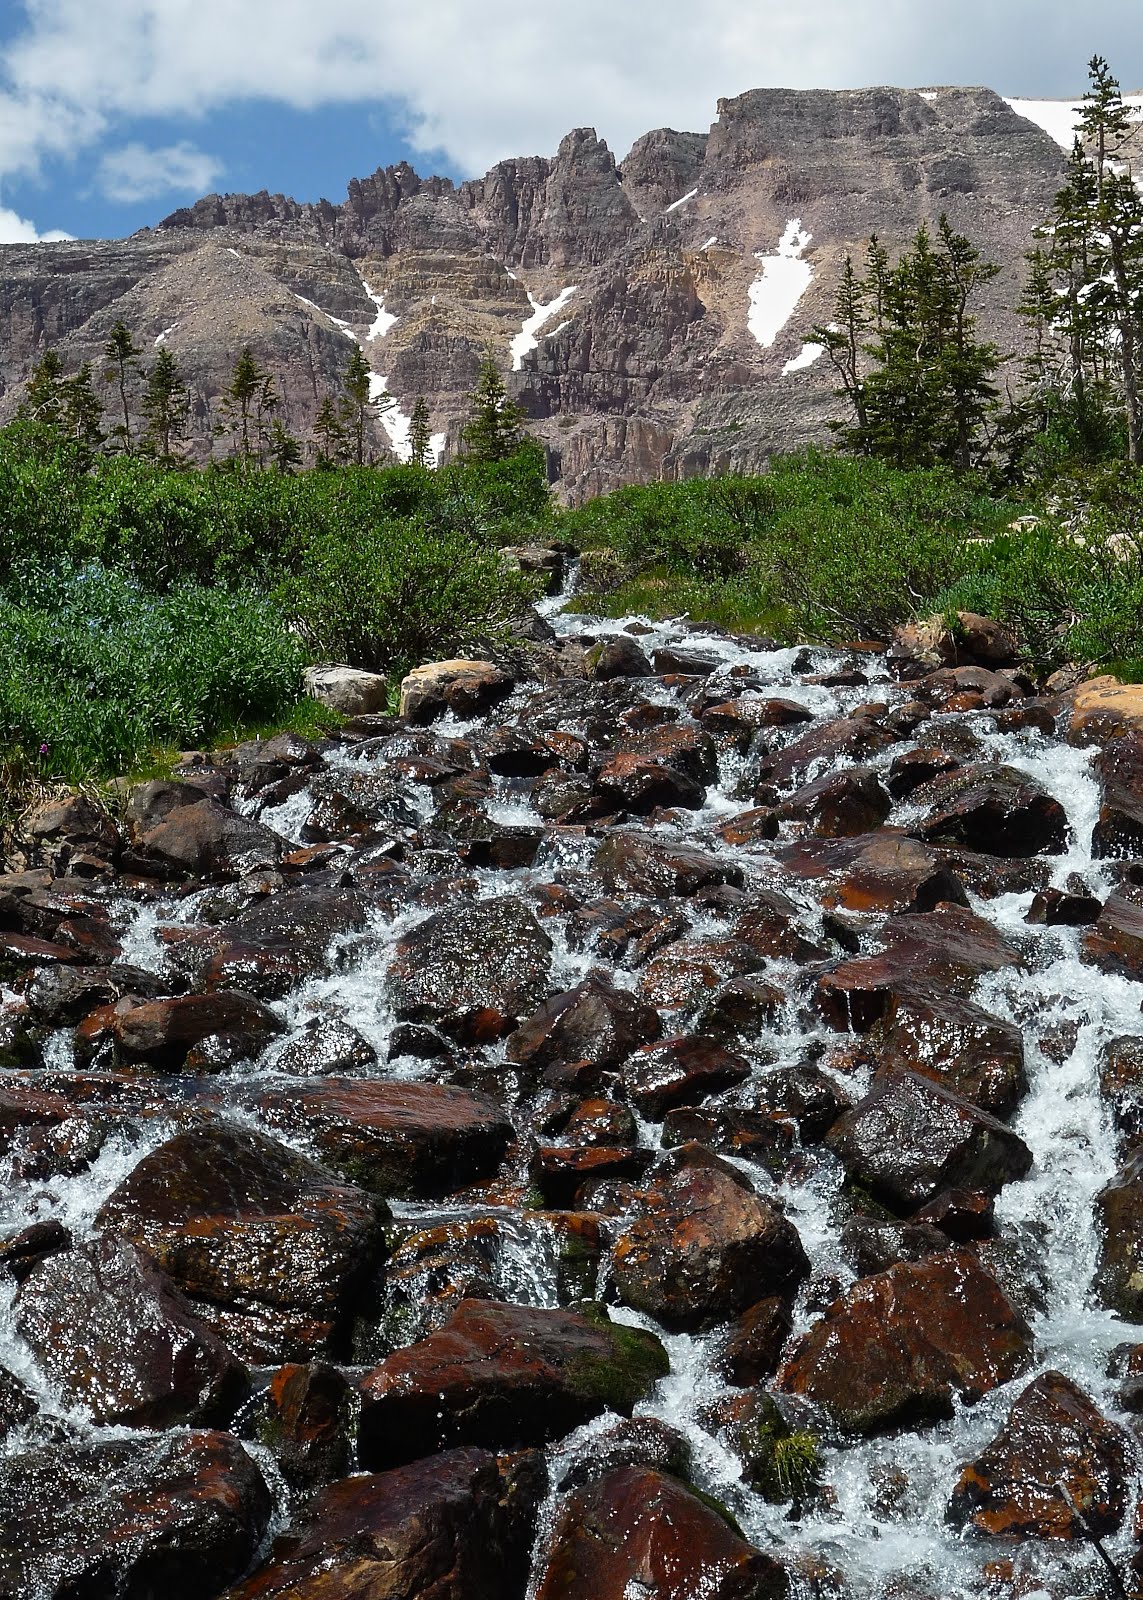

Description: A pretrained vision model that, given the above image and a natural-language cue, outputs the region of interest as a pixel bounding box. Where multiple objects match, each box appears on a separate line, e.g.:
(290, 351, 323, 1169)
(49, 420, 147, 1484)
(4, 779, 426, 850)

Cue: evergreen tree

(461, 355, 525, 462)
(1022, 56, 1143, 463)
(814, 220, 1001, 470)
(218, 347, 268, 462)
(408, 395, 433, 467)
(268, 419, 303, 473)
(103, 321, 143, 452)
(313, 395, 349, 467)
(20, 350, 68, 431)
(339, 345, 392, 465)
(140, 346, 189, 460)
(62, 362, 105, 456)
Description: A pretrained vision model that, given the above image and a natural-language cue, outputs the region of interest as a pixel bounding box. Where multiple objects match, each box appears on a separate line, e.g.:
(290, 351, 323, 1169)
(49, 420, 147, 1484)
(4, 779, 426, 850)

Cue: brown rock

(609, 1144, 808, 1331)
(718, 1297, 794, 1386)
(256, 1362, 354, 1489)
(777, 1250, 1033, 1433)
(135, 798, 286, 880)
(774, 829, 968, 916)
(1095, 1149, 1143, 1321)
(594, 751, 705, 812)
(594, 831, 744, 896)
(226, 1447, 544, 1600)
(357, 1299, 668, 1468)
(908, 764, 1068, 858)
(873, 986, 1028, 1118)
(1083, 884, 1143, 977)
(1068, 675, 1143, 746)
(776, 766, 892, 838)
(534, 1465, 787, 1600)
(399, 659, 513, 722)
(507, 973, 662, 1076)
(111, 989, 284, 1067)
(621, 1034, 750, 1118)
(948, 1370, 1130, 1538)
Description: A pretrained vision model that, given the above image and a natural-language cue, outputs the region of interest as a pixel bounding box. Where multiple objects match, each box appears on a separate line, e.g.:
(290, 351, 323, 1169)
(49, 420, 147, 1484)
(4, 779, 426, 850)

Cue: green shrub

(0, 561, 304, 781)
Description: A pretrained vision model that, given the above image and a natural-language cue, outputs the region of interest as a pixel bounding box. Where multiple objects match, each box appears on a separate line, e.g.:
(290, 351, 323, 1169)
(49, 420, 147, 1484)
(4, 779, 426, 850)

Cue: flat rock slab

(357, 1299, 668, 1469)
(249, 1078, 513, 1198)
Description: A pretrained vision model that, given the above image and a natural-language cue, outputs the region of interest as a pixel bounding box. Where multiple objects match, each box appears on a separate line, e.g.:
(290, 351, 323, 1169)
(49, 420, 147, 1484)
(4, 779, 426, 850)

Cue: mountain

(0, 86, 1068, 499)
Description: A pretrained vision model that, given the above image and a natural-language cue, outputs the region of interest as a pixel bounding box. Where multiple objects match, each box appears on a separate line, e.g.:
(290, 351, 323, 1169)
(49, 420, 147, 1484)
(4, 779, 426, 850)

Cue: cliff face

(0, 86, 1066, 498)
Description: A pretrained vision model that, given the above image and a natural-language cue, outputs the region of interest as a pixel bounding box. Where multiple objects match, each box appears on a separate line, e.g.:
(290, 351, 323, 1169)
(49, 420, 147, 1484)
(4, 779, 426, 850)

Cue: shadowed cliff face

(0, 86, 1065, 498)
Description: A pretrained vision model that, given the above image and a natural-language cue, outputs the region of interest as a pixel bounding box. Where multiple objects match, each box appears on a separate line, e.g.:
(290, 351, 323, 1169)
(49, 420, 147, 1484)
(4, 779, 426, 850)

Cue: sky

(0, 0, 1141, 244)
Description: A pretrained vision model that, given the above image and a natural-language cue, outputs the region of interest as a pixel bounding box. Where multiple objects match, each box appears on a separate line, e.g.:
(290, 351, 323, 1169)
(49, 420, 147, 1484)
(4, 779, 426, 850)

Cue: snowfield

(1005, 95, 1143, 149)
(747, 219, 813, 349)
(510, 285, 577, 371)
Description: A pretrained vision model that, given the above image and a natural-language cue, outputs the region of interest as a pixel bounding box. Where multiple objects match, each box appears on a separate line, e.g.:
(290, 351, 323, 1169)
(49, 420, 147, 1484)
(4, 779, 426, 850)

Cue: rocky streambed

(1, 582, 1143, 1597)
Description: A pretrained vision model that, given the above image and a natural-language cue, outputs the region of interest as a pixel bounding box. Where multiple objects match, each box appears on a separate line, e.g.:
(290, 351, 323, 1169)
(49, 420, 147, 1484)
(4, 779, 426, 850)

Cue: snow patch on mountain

(783, 341, 825, 375)
(154, 322, 179, 347)
(747, 220, 813, 350)
(1005, 95, 1143, 150)
(361, 278, 398, 340)
(510, 285, 578, 370)
(665, 187, 698, 213)
(294, 293, 357, 341)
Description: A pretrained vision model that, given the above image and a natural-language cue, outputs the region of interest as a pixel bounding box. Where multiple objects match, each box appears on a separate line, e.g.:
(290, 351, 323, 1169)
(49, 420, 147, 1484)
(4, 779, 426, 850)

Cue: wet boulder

(586, 636, 652, 680)
(228, 1446, 543, 1600)
(0, 1430, 270, 1600)
(388, 896, 553, 1041)
(718, 1297, 794, 1387)
(621, 721, 719, 782)
(872, 987, 1028, 1119)
(96, 1123, 387, 1363)
(1092, 731, 1143, 857)
(399, 659, 513, 722)
(756, 714, 898, 789)
(198, 885, 370, 998)
(533, 1465, 787, 1600)
(251, 1078, 513, 1199)
(621, 1035, 750, 1119)
(24, 793, 121, 874)
(750, 1065, 851, 1143)
(816, 904, 1023, 1032)
(23, 961, 167, 1027)
(908, 765, 1068, 858)
(637, 936, 763, 1012)
(777, 1250, 1033, 1434)
(775, 830, 968, 916)
(594, 832, 744, 897)
(609, 1144, 809, 1331)
(1025, 885, 1102, 926)
(1099, 1036, 1143, 1144)
(506, 974, 662, 1079)
(14, 1236, 247, 1430)
(948, 1370, 1130, 1538)
(134, 798, 286, 880)
(826, 1070, 1032, 1212)
(697, 974, 785, 1046)
(1068, 674, 1143, 746)
(302, 767, 421, 841)
(274, 1013, 379, 1076)
(1095, 1149, 1143, 1321)
(254, 1361, 354, 1491)
(1082, 884, 1143, 978)
(110, 990, 284, 1068)
(776, 767, 892, 838)
(356, 1299, 668, 1469)
(593, 752, 705, 813)
(840, 1217, 952, 1277)
(886, 747, 962, 798)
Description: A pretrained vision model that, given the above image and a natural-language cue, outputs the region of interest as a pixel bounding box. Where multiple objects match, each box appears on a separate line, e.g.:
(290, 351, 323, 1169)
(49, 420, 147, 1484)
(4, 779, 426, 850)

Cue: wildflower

(38, 743, 49, 756)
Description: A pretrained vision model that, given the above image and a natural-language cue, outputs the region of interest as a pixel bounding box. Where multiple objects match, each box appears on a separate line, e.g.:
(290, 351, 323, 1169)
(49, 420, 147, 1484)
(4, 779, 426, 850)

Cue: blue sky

(0, 0, 1141, 244)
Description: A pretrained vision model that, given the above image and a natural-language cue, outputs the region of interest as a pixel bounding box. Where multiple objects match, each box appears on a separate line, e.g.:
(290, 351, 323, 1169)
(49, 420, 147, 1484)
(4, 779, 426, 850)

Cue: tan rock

(302, 665, 387, 716)
(1068, 676, 1143, 746)
(398, 660, 512, 723)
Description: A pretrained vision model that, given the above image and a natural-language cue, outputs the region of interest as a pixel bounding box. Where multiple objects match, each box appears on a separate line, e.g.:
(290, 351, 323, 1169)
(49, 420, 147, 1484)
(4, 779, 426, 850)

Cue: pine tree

(20, 350, 68, 431)
(408, 395, 433, 467)
(140, 346, 189, 460)
(313, 395, 349, 467)
(815, 221, 1001, 470)
(103, 321, 143, 452)
(339, 345, 392, 465)
(268, 420, 303, 473)
(62, 362, 105, 455)
(461, 355, 525, 462)
(218, 347, 267, 462)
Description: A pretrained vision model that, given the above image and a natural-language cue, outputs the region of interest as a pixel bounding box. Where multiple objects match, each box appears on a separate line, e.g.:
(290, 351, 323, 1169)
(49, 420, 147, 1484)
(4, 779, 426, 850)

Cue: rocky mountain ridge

(0, 86, 1069, 497)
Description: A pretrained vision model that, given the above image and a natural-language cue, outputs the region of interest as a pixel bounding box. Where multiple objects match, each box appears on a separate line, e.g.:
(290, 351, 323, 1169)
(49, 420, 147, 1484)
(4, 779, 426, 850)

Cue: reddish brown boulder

(777, 1250, 1033, 1434)
(96, 1124, 386, 1363)
(388, 896, 553, 1041)
(718, 1297, 794, 1386)
(908, 764, 1068, 858)
(255, 1362, 353, 1489)
(623, 720, 719, 781)
(756, 715, 898, 789)
(0, 1430, 270, 1600)
(1095, 1149, 1143, 1321)
(873, 987, 1028, 1118)
(621, 1035, 750, 1119)
(825, 1071, 1032, 1212)
(886, 747, 962, 798)
(356, 1299, 668, 1469)
(702, 695, 813, 740)
(637, 938, 761, 1011)
(135, 798, 285, 880)
(594, 832, 744, 897)
(533, 1466, 787, 1600)
(530, 1144, 652, 1206)
(776, 767, 892, 838)
(1098, 1035, 1143, 1143)
(594, 752, 705, 812)
(609, 1145, 809, 1331)
(816, 904, 1023, 1032)
(948, 1371, 1130, 1538)
(250, 1078, 512, 1199)
(775, 830, 967, 916)
(586, 636, 652, 679)
(111, 990, 284, 1067)
(1083, 884, 1143, 978)
(13, 1236, 247, 1429)
(506, 974, 661, 1076)
(1091, 731, 1143, 857)
(226, 1447, 543, 1600)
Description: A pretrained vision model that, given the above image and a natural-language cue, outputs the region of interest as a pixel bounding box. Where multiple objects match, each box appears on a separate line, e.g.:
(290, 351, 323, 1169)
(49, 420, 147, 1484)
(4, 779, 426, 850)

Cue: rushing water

(2, 580, 1140, 1599)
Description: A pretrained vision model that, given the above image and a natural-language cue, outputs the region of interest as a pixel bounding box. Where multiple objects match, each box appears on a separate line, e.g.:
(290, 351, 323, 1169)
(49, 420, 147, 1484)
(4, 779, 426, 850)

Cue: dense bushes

(0, 562, 305, 783)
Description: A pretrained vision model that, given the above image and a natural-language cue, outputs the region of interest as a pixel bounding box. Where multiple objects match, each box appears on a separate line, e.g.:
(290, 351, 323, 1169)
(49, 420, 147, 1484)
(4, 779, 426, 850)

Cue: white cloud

(0, 0, 1141, 196)
(0, 205, 72, 243)
(96, 140, 223, 202)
